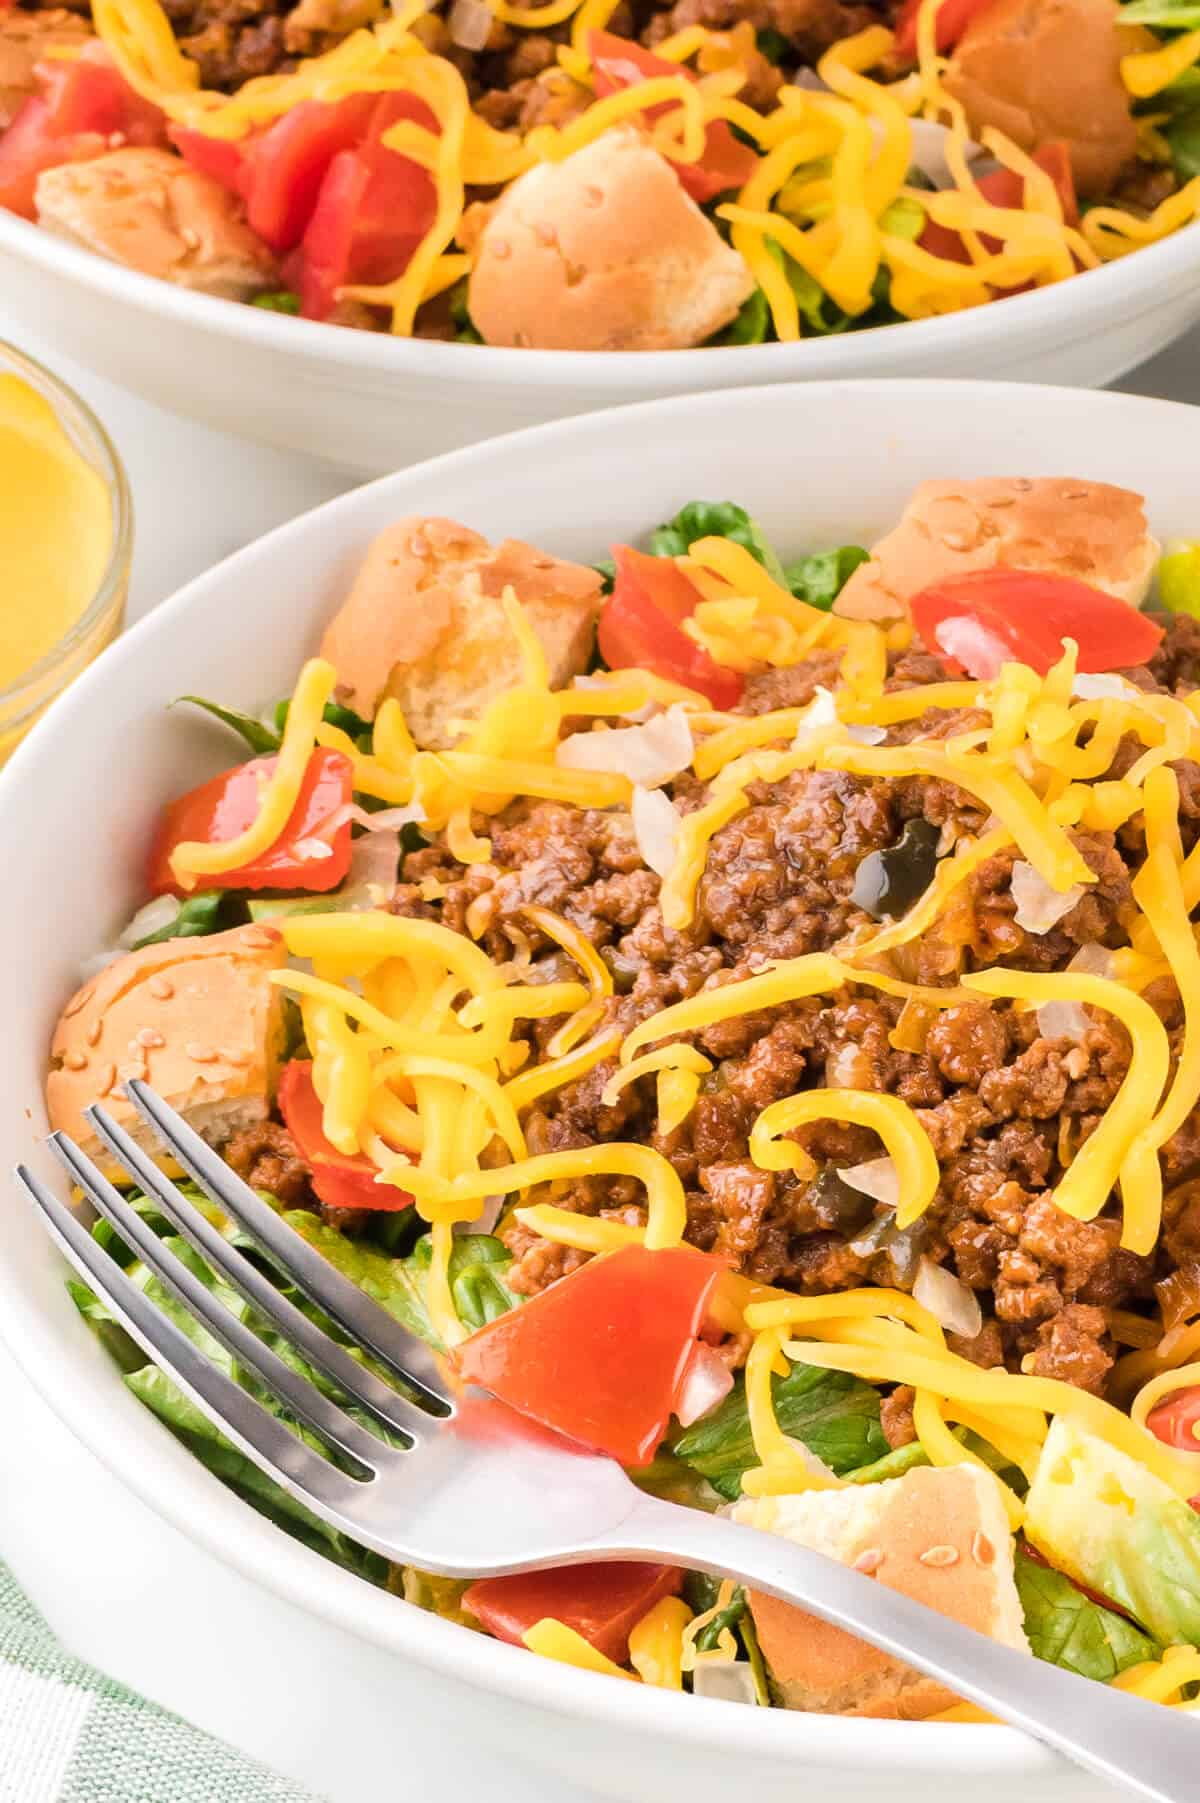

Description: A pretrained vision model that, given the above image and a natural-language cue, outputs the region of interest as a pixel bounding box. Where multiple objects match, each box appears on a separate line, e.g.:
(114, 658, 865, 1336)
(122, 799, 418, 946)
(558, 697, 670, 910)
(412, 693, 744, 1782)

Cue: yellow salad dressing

(0, 372, 113, 694)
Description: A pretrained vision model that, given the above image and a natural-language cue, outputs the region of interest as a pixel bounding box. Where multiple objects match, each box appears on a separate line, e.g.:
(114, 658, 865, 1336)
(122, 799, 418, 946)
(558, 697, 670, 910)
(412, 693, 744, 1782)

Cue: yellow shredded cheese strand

(398, 1144, 687, 1247)
(628, 1597, 692, 1689)
(1123, 29, 1200, 99)
(1130, 1360, 1200, 1444)
(964, 968, 1169, 1236)
(750, 1090, 939, 1228)
(511, 1206, 643, 1255)
(600, 1044, 713, 1108)
(523, 1620, 637, 1680)
(170, 658, 334, 888)
(840, 826, 1011, 964)
(819, 740, 1095, 891)
(503, 1026, 622, 1112)
(912, 1389, 1024, 1528)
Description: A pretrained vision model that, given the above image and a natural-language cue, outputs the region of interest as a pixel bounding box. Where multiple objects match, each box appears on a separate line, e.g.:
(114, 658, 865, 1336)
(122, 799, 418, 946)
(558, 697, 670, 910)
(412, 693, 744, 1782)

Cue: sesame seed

(85, 1021, 102, 1047)
(853, 1548, 883, 1575)
(409, 533, 432, 559)
(63, 985, 94, 1019)
(222, 1049, 252, 1067)
(533, 222, 557, 247)
(96, 1063, 117, 1096)
(238, 926, 276, 949)
(117, 1061, 146, 1083)
(148, 976, 174, 1000)
(941, 531, 972, 552)
(180, 227, 200, 249)
(186, 1043, 218, 1064)
(490, 238, 512, 261)
(1063, 488, 1090, 501)
(137, 1028, 166, 1049)
(919, 1544, 960, 1567)
(1010, 478, 1032, 492)
(62, 1050, 88, 1072)
(971, 1531, 996, 1567)
(583, 184, 604, 208)
(986, 495, 1015, 509)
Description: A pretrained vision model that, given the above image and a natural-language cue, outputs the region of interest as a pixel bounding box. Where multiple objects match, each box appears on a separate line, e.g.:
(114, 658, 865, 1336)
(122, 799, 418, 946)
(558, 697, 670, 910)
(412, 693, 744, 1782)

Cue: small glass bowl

(0, 340, 132, 763)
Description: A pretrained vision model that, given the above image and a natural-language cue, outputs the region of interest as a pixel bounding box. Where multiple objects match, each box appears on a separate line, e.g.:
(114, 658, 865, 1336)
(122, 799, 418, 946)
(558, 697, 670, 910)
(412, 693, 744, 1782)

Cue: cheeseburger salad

(2, 0, 1200, 345)
(52, 487, 1200, 1713)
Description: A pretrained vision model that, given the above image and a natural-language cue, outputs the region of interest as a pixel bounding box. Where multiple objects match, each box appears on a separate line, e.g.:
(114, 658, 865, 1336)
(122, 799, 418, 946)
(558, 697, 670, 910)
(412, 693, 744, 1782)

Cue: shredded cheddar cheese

(169, 657, 334, 889)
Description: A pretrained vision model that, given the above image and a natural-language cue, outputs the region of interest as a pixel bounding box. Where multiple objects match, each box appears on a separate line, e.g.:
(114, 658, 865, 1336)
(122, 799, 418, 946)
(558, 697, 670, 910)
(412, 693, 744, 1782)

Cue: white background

(1, 319, 1198, 1800)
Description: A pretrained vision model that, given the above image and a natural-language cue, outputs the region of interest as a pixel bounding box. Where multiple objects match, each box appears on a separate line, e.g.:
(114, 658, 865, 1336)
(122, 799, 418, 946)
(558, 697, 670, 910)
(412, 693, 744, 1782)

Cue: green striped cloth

(0, 1563, 327, 1801)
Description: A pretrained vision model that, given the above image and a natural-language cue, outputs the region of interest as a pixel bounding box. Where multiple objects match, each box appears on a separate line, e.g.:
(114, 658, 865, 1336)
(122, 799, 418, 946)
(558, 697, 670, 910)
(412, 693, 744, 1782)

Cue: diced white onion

(292, 836, 335, 862)
(1068, 943, 1115, 979)
(118, 894, 182, 948)
(448, 0, 492, 48)
(675, 1343, 734, 1428)
(913, 1257, 983, 1340)
(332, 801, 424, 832)
(1011, 860, 1083, 935)
(1037, 999, 1091, 1042)
(838, 1155, 900, 1210)
(557, 704, 693, 787)
(933, 616, 1010, 680)
(904, 118, 982, 187)
(691, 1662, 759, 1705)
(632, 784, 682, 880)
(792, 685, 885, 750)
(1072, 673, 1138, 701)
(344, 827, 402, 902)
(826, 1042, 867, 1089)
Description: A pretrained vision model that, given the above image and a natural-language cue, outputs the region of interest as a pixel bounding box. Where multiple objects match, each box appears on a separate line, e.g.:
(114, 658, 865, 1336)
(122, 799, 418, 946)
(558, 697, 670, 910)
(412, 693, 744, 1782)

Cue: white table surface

(2, 316, 1199, 1802)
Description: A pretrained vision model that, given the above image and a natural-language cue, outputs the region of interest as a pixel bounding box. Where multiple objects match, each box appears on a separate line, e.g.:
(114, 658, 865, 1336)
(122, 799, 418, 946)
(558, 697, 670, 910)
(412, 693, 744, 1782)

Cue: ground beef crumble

(381, 616, 1200, 1399)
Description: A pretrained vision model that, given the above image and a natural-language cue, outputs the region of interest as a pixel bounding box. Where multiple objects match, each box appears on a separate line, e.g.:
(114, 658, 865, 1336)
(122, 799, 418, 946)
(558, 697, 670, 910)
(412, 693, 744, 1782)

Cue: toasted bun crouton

(46, 924, 287, 1169)
(464, 125, 754, 351)
(834, 477, 1157, 625)
(732, 1465, 1028, 1718)
(320, 515, 604, 744)
(0, 8, 89, 129)
(35, 148, 278, 300)
(942, 0, 1150, 199)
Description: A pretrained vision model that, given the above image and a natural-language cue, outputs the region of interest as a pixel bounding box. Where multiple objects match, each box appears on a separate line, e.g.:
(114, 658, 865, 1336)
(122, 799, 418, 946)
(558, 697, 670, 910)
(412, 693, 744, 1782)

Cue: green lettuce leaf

(784, 544, 870, 609)
(671, 1363, 887, 1501)
(131, 891, 229, 949)
(1015, 1548, 1159, 1682)
(649, 500, 788, 585)
(173, 696, 280, 754)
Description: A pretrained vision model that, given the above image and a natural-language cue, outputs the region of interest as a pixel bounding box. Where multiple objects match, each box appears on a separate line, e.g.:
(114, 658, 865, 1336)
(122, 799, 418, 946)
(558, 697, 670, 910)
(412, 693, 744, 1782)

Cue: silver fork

(17, 1081, 1195, 1802)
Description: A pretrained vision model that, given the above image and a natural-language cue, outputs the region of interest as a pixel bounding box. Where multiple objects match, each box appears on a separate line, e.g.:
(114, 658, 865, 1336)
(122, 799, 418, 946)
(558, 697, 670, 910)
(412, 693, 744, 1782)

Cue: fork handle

(592, 1494, 1188, 1803)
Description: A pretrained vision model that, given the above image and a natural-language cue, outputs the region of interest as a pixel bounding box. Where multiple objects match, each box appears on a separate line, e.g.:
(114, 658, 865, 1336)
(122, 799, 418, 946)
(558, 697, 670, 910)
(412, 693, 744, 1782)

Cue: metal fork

(16, 1082, 1195, 1802)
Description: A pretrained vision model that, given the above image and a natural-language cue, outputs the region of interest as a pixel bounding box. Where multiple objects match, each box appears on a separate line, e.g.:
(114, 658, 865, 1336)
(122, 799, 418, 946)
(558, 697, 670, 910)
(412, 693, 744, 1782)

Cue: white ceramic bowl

(0, 378, 1187, 1803)
(2, 200, 1200, 474)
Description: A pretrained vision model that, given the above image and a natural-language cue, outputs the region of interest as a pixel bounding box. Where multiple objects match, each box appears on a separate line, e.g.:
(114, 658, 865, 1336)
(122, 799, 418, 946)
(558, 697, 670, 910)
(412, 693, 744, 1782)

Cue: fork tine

(84, 1104, 438, 1443)
(48, 1131, 401, 1477)
(16, 1161, 370, 1525)
(123, 1080, 450, 1408)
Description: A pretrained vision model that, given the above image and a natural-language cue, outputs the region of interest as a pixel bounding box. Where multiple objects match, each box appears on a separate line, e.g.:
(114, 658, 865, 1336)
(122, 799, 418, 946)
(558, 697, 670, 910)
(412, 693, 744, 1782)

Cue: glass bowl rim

(0, 338, 133, 725)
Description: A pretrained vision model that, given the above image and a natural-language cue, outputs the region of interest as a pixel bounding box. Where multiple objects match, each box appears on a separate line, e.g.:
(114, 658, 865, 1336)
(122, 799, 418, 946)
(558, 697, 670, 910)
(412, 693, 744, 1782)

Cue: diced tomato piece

(910, 569, 1164, 679)
(598, 544, 743, 709)
(589, 30, 757, 204)
(0, 44, 165, 217)
(894, 0, 999, 58)
(170, 124, 247, 191)
(291, 116, 435, 321)
(918, 141, 1078, 279)
(455, 1243, 725, 1467)
(239, 93, 380, 251)
(276, 1059, 413, 1211)
(38, 42, 166, 143)
(146, 747, 354, 896)
(466, 1563, 684, 1663)
(1147, 1385, 1200, 1454)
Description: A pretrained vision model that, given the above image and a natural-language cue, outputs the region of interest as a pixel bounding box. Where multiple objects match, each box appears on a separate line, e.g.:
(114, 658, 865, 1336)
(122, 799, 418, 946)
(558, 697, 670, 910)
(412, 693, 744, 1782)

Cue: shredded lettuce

(649, 499, 788, 583)
(1015, 1549, 1160, 1682)
(784, 544, 870, 610)
(130, 891, 229, 949)
(670, 1363, 888, 1501)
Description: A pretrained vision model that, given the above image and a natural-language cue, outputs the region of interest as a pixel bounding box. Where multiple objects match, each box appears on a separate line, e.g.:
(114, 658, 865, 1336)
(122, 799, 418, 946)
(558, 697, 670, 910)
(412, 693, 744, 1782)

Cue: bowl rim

(0, 336, 133, 729)
(7, 374, 1191, 1783)
(1, 198, 1199, 387)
